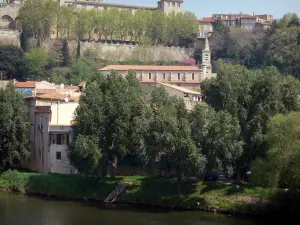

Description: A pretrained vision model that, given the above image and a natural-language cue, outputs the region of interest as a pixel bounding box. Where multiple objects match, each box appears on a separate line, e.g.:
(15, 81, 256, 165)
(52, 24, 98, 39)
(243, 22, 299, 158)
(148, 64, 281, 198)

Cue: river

(0, 193, 261, 225)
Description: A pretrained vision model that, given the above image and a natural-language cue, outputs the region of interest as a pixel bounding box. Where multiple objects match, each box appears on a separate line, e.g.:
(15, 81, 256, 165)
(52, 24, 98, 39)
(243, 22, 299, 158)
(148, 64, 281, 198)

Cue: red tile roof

(240, 14, 256, 19)
(14, 81, 36, 88)
(99, 65, 201, 72)
(199, 17, 215, 23)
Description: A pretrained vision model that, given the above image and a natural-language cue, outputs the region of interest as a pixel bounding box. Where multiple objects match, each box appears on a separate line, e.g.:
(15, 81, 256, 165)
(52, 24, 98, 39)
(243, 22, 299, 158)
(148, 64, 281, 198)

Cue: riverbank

(0, 170, 286, 217)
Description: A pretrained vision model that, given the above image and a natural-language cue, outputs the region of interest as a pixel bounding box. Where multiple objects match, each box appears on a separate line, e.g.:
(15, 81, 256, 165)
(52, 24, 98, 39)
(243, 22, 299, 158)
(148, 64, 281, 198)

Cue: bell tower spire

(202, 35, 212, 75)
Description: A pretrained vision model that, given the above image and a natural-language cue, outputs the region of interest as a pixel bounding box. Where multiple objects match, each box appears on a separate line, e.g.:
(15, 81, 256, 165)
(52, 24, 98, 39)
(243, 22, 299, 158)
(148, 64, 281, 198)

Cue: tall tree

(76, 39, 81, 59)
(69, 71, 148, 179)
(0, 82, 30, 168)
(25, 48, 49, 81)
(62, 38, 70, 67)
(252, 112, 300, 189)
(189, 104, 243, 176)
(201, 64, 300, 182)
(139, 87, 206, 179)
(0, 45, 26, 80)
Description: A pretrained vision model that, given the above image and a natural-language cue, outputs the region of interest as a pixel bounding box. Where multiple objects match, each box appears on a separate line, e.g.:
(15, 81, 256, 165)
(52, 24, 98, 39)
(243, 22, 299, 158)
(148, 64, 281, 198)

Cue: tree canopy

(0, 45, 26, 80)
(0, 82, 30, 168)
(69, 71, 148, 179)
(201, 63, 300, 181)
(251, 112, 300, 189)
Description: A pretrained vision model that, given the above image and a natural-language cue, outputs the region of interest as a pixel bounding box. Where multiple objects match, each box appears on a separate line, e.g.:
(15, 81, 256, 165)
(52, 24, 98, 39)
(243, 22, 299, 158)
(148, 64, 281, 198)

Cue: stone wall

(42, 40, 195, 62)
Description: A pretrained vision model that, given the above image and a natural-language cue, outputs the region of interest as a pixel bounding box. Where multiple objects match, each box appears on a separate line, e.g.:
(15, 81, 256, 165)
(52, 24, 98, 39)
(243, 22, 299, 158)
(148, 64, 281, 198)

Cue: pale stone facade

(62, 0, 183, 14)
(99, 37, 215, 90)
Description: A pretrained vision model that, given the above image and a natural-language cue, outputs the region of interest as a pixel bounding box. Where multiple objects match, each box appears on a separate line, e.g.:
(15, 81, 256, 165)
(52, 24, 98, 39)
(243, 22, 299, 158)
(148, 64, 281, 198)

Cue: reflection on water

(0, 193, 258, 225)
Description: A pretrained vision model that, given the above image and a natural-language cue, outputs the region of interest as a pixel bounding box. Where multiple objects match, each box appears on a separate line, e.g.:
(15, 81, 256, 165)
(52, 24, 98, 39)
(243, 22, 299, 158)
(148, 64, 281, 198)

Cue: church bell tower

(202, 35, 212, 75)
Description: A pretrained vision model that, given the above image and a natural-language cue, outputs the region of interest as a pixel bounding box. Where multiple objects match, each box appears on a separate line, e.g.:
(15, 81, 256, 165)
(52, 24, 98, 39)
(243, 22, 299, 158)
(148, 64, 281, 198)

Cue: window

(172, 2, 175, 7)
(163, 72, 166, 80)
(192, 73, 195, 80)
(178, 2, 181, 7)
(57, 134, 62, 145)
(178, 73, 180, 80)
(148, 72, 152, 80)
(56, 152, 62, 160)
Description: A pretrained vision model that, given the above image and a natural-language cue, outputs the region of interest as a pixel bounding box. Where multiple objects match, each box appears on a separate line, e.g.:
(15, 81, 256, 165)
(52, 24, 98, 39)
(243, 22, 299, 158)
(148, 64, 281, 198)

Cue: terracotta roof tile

(64, 86, 79, 90)
(99, 65, 201, 72)
(37, 92, 70, 101)
(160, 83, 201, 95)
(14, 81, 36, 88)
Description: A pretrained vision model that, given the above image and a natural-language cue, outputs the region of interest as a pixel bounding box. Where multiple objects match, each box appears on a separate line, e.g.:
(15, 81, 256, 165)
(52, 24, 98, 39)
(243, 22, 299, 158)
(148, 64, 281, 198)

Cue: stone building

(99, 36, 216, 90)
(61, 0, 184, 14)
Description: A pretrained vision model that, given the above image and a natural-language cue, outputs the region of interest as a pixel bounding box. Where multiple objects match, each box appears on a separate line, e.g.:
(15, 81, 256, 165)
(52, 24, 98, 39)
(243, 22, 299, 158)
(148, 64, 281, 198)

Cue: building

(99, 36, 215, 90)
(25, 95, 78, 174)
(211, 13, 274, 31)
(13, 79, 83, 174)
(198, 17, 214, 39)
(142, 82, 202, 111)
(61, 0, 184, 14)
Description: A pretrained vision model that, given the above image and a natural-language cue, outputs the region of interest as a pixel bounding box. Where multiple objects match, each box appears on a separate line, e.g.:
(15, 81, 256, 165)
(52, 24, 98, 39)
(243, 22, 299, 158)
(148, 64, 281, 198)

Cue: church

(99, 36, 216, 90)
(59, 0, 184, 14)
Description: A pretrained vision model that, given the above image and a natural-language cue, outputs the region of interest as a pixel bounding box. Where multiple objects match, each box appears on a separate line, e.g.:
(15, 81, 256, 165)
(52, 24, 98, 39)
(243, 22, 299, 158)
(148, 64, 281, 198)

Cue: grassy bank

(0, 170, 282, 216)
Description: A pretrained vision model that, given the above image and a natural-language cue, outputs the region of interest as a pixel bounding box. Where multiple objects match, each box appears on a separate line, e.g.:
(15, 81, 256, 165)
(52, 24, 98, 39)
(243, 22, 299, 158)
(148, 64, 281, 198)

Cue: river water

(0, 193, 260, 225)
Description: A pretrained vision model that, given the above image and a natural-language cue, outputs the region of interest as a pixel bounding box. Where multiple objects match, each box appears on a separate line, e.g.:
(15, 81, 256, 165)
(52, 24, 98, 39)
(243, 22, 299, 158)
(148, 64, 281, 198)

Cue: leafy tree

(139, 87, 206, 179)
(76, 39, 81, 59)
(201, 64, 300, 182)
(0, 82, 30, 168)
(17, 0, 58, 40)
(48, 67, 70, 84)
(62, 38, 70, 67)
(189, 104, 243, 176)
(25, 48, 49, 80)
(0, 45, 26, 80)
(20, 30, 29, 53)
(69, 71, 147, 179)
(69, 58, 96, 84)
(251, 112, 300, 189)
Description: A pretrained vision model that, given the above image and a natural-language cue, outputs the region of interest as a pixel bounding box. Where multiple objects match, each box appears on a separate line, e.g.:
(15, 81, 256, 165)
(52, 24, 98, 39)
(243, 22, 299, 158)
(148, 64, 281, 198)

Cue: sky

(0, 0, 299, 19)
(107, 0, 300, 19)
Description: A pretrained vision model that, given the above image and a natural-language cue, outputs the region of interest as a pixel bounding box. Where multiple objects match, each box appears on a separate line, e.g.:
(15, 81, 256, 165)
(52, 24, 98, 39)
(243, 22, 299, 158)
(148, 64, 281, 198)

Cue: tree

(20, 30, 29, 53)
(17, 0, 58, 40)
(69, 71, 148, 179)
(76, 39, 81, 59)
(189, 104, 243, 176)
(251, 112, 300, 189)
(25, 48, 49, 80)
(0, 45, 26, 80)
(0, 82, 30, 168)
(201, 64, 300, 182)
(69, 58, 96, 84)
(139, 87, 206, 179)
(62, 38, 70, 67)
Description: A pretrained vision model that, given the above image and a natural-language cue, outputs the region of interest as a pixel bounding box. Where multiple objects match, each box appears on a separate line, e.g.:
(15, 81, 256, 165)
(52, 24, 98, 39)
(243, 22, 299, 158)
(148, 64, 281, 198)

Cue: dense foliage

(0, 45, 26, 80)
(0, 83, 30, 168)
(201, 63, 300, 181)
(251, 112, 300, 189)
(209, 14, 300, 78)
(17, 0, 198, 46)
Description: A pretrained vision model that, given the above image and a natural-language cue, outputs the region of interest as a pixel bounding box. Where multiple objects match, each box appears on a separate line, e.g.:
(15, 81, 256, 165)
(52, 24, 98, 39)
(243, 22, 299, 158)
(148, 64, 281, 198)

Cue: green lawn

(0, 170, 277, 215)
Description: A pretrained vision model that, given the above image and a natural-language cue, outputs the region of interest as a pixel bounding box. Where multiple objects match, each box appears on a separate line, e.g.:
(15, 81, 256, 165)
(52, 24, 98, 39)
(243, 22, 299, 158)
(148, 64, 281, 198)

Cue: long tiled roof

(14, 81, 36, 88)
(99, 65, 201, 71)
(160, 83, 201, 95)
